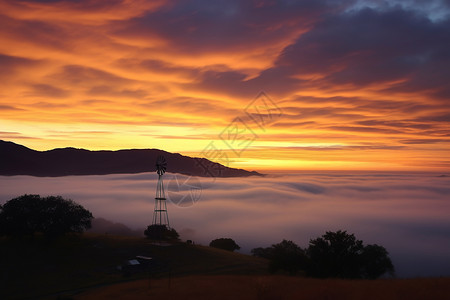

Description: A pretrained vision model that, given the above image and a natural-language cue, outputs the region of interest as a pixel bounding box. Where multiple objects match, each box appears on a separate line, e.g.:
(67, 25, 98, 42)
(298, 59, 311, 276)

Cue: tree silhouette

(360, 244, 395, 279)
(307, 230, 394, 279)
(307, 230, 363, 278)
(251, 246, 272, 259)
(252, 239, 308, 275)
(144, 224, 179, 241)
(209, 238, 240, 252)
(252, 231, 395, 279)
(0, 194, 93, 239)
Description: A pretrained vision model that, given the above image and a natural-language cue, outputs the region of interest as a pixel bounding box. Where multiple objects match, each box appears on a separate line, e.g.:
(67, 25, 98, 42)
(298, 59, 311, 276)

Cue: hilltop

(0, 140, 261, 177)
(1, 234, 449, 299)
(0, 234, 268, 299)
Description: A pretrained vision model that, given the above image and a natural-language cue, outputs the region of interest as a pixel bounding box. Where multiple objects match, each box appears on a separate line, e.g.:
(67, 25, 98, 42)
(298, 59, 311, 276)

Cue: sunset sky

(1, 0, 449, 171)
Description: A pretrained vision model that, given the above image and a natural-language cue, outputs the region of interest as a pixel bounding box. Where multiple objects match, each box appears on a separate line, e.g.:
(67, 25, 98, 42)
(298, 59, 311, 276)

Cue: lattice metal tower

(153, 155, 170, 227)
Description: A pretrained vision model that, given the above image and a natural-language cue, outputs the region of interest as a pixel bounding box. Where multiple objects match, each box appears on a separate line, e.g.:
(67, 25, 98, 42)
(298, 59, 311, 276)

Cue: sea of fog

(1, 171, 449, 278)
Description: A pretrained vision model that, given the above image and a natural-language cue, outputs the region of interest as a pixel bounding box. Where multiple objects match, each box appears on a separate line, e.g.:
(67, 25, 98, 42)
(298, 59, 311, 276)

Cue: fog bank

(1, 172, 449, 278)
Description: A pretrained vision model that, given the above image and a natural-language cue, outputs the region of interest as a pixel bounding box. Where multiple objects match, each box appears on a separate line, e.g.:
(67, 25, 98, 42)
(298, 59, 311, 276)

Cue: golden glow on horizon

(0, 0, 449, 172)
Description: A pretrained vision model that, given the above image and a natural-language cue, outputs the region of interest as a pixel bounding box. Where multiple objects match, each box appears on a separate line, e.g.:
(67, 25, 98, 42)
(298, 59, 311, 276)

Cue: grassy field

(1, 234, 449, 299)
(76, 275, 450, 300)
(0, 233, 268, 299)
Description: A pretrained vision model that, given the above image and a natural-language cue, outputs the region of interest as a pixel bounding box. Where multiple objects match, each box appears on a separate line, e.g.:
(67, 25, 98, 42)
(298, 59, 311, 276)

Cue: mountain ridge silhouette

(0, 140, 262, 177)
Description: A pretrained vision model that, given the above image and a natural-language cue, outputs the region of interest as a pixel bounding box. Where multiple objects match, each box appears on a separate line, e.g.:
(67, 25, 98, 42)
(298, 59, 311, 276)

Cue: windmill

(153, 155, 170, 227)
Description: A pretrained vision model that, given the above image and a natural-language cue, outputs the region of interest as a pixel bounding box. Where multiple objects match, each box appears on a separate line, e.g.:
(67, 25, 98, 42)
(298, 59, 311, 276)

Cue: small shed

(118, 256, 154, 276)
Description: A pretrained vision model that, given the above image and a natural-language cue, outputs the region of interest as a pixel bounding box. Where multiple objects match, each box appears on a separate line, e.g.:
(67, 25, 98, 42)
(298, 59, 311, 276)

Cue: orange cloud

(0, 0, 449, 171)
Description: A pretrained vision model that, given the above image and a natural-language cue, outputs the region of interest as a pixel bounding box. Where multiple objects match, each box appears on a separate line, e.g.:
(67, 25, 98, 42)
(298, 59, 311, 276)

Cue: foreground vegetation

(0, 194, 93, 239)
(0, 234, 267, 299)
(1, 234, 449, 299)
(0, 234, 450, 299)
(1, 195, 448, 299)
(252, 231, 394, 279)
(77, 275, 450, 300)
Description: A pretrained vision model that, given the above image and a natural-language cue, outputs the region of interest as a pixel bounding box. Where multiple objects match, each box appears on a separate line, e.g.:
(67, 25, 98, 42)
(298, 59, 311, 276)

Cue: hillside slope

(77, 275, 450, 300)
(0, 234, 268, 299)
(0, 140, 261, 177)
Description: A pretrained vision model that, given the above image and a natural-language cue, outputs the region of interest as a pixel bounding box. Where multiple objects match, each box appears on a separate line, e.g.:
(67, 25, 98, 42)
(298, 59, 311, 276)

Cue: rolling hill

(0, 140, 261, 177)
(0, 234, 269, 299)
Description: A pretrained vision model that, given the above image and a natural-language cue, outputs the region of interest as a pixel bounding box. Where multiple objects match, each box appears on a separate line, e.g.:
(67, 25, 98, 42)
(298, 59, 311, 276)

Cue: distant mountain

(0, 140, 262, 177)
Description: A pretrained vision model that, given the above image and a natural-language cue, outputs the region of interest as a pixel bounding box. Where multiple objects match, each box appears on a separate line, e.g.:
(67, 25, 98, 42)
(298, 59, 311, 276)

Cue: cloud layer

(1, 171, 449, 278)
(0, 0, 449, 170)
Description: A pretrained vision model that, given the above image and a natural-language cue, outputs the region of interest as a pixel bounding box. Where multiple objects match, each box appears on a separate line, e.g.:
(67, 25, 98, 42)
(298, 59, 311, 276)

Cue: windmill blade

(156, 155, 166, 164)
(156, 155, 167, 175)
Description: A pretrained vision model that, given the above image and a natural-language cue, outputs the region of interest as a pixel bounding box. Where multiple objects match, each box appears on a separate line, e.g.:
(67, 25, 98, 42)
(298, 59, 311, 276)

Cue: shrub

(209, 238, 240, 252)
(144, 224, 179, 241)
